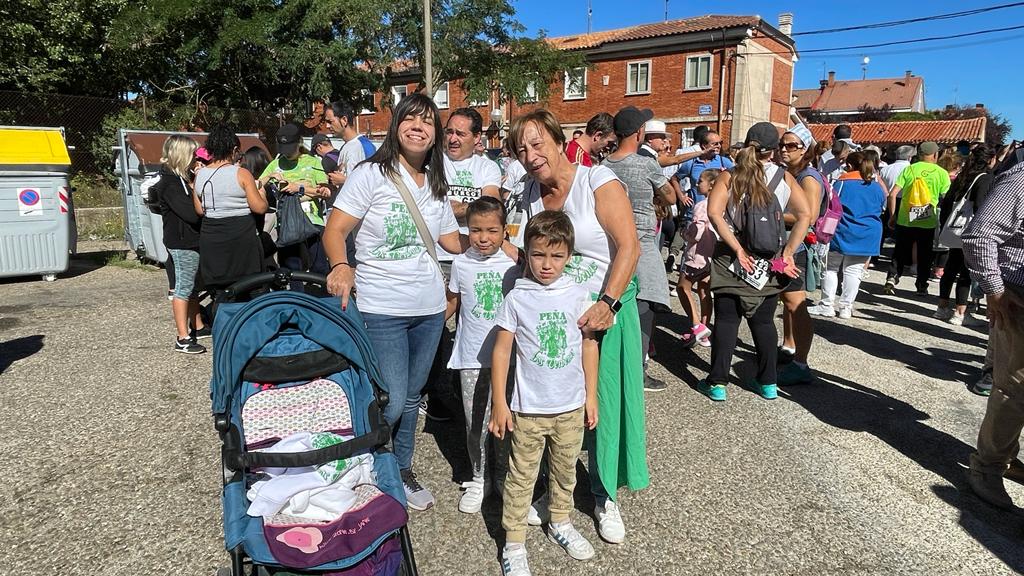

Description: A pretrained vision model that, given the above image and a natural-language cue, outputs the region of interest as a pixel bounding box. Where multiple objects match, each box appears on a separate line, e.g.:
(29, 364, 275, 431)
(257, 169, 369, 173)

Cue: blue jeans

(362, 311, 445, 470)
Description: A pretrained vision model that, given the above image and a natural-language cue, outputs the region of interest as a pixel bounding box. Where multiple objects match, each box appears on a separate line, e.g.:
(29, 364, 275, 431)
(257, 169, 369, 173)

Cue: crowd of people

(147, 93, 1024, 575)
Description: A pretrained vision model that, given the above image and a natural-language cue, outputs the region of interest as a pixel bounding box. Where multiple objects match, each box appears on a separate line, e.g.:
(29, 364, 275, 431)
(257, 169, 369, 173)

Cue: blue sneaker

(747, 380, 778, 400)
(778, 363, 814, 386)
(697, 380, 727, 402)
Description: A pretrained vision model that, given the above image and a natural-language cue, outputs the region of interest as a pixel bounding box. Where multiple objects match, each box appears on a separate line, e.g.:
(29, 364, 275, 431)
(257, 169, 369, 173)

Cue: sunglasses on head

(781, 142, 805, 151)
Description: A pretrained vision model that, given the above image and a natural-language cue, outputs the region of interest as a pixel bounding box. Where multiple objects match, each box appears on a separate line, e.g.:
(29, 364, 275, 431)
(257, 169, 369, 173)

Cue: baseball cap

(276, 123, 302, 157)
(310, 133, 332, 152)
(918, 141, 939, 156)
(194, 147, 212, 162)
(744, 122, 780, 151)
(837, 137, 862, 151)
(644, 120, 668, 135)
(613, 106, 654, 138)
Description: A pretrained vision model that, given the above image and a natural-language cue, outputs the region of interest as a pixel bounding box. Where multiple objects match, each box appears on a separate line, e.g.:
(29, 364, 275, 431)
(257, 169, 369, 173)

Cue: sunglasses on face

(782, 142, 805, 151)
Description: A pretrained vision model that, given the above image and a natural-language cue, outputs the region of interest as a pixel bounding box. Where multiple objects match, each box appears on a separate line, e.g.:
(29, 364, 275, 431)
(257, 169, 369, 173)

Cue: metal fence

(0, 90, 299, 175)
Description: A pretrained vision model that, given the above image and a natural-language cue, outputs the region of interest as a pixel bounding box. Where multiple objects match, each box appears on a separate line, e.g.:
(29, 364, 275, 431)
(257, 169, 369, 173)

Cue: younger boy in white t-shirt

(445, 196, 520, 514)
(489, 210, 599, 576)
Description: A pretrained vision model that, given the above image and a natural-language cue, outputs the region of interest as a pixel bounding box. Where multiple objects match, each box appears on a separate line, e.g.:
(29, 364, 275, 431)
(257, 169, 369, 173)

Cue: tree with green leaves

(108, 0, 584, 113)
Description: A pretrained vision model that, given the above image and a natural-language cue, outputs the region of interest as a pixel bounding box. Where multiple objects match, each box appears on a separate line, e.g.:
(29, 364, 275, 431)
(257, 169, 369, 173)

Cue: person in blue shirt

(674, 130, 734, 224)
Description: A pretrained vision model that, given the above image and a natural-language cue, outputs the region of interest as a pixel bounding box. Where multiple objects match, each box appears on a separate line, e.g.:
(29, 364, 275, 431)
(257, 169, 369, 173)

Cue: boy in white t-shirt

(489, 210, 599, 576)
(445, 196, 520, 514)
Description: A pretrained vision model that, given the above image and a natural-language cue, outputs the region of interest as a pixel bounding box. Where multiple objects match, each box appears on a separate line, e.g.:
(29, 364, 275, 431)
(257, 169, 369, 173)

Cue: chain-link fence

(0, 90, 302, 176)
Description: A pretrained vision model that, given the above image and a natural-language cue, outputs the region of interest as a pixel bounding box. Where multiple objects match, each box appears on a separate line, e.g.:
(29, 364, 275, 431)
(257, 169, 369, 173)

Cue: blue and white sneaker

(547, 521, 595, 560)
(501, 544, 531, 576)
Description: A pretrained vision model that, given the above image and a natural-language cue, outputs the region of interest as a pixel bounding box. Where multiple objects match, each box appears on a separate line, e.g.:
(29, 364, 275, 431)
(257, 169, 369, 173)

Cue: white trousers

(821, 253, 870, 308)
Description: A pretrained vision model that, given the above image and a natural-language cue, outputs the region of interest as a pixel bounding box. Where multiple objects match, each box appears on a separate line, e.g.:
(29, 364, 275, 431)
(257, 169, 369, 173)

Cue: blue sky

(513, 0, 1024, 141)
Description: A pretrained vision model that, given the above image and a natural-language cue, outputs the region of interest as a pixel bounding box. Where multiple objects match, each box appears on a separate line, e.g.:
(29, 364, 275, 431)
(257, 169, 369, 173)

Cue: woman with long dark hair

(323, 93, 466, 512)
(935, 145, 996, 325)
(703, 122, 811, 402)
(192, 123, 268, 291)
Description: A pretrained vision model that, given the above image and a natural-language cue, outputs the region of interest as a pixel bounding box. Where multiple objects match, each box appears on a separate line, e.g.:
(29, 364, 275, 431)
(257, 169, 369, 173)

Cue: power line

(794, 32, 1024, 59)
(793, 1, 1024, 36)
(798, 24, 1024, 54)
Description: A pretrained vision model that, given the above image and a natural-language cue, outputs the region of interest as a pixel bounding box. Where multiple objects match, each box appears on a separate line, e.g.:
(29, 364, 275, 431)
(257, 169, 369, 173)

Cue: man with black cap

(884, 141, 951, 295)
(602, 106, 677, 392)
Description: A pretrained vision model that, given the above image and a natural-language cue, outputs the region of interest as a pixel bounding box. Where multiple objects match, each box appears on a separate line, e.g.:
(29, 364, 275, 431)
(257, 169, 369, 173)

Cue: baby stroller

(211, 269, 418, 576)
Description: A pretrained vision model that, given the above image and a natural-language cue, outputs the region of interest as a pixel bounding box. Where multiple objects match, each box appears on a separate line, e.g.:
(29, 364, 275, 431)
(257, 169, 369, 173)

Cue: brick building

(352, 13, 797, 147)
(794, 71, 926, 117)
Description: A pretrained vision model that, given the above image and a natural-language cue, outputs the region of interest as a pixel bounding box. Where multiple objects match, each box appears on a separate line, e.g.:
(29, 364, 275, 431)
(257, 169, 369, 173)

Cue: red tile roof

(807, 118, 987, 145)
(548, 15, 763, 50)
(795, 75, 924, 113)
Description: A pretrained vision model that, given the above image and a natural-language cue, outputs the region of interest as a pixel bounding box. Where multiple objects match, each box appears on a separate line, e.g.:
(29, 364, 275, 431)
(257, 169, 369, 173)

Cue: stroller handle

(221, 269, 328, 302)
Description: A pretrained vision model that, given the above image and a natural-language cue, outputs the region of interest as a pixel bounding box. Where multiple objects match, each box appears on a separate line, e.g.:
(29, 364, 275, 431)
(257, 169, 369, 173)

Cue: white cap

(644, 120, 667, 135)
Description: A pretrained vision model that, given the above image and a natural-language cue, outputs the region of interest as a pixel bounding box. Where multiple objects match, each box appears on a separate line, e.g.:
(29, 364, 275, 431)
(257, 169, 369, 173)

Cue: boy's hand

(488, 403, 514, 440)
(585, 397, 598, 430)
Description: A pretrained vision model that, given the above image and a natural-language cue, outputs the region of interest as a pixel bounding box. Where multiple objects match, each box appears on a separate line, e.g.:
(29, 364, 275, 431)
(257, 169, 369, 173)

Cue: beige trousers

(501, 407, 585, 543)
(972, 317, 1024, 474)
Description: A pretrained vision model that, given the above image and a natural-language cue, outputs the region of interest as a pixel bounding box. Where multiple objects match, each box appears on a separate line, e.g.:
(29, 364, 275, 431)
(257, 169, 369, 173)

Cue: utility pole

(424, 0, 433, 95)
(587, 0, 592, 33)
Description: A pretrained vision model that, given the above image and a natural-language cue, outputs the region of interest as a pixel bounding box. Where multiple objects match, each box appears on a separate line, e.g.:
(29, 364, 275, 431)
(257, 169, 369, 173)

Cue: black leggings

(939, 248, 972, 305)
(709, 294, 779, 385)
(637, 299, 656, 369)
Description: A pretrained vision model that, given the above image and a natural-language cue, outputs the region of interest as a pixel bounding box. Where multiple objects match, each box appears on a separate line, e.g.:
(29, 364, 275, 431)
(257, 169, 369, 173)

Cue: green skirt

(595, 277, 649, 498)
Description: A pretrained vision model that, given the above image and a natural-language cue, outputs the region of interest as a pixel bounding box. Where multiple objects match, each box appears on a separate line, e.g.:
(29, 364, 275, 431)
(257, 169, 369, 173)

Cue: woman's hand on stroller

(488, 402, 514, 440)
(327, 263, 356, 310)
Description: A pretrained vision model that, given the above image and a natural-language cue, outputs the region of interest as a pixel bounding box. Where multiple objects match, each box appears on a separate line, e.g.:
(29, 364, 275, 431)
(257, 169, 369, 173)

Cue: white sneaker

(860, 268, 871, 281)
(808, 304, 836, 317)
(547, 521, 595, 560)
(458, 478, 485, 514)
(527, 493, 548, 526)
(595, 499, 625, 544)
(948, 313, 965, 326)
(837, 306, 852, 319)
(501, 544, 531, 576)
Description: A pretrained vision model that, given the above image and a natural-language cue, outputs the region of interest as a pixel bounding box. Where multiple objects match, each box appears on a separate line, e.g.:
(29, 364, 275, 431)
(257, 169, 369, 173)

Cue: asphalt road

(1, 243, 1021, 576)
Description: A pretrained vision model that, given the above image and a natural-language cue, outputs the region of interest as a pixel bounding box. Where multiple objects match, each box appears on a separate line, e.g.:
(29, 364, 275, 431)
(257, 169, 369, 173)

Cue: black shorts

(782, 250, 808, 293)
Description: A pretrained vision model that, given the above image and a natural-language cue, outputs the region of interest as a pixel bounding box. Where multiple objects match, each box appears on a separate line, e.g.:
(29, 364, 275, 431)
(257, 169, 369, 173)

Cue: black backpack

(728, 165, 786, 258)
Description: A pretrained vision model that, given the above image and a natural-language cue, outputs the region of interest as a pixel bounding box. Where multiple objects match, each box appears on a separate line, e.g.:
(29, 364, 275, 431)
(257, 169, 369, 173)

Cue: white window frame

(523, 81, 538, 103)
(563, 67, 587, 100)
(433, 81, 450, 109)
(359, 89, 374, 115)
(468, 93, 489, 107)
(391, 85, 408, 105)
(685, 54, 713, 91)
(626, 60, 652, 95)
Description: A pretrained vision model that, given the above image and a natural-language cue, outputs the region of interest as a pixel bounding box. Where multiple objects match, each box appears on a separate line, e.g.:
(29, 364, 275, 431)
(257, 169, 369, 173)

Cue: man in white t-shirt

(442, 108, 502, 262)
(325, 102, 367, 188)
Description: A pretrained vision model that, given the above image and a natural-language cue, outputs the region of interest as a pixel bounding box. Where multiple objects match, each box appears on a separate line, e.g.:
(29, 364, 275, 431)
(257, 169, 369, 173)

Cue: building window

(522, 81, 538, 103)
(564, 67, 587, 100)
(359, 89, 374, 115)
(685, 55, 712, 91)
(433, 82, 449, 109)
(391, 85, 408, 105)
(681, 128, 696, 147)
(626, 61, 651, 95)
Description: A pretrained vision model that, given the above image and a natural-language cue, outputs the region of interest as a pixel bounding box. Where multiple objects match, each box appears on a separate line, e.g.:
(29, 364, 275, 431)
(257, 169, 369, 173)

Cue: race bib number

(908, 204, 934, 223)
(729, 256, 771, 290)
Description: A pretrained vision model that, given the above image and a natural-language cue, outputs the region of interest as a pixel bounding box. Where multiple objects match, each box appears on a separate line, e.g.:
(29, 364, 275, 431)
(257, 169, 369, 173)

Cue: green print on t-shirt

(530, 311, 574, 370)
(370, 202, 422, 260)
(471, 271, 504, 320)
(564, 254, 598, 286)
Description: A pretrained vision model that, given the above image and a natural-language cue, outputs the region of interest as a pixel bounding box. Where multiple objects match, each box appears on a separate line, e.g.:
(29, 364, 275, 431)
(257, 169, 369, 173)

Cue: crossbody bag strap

(387, 171, 442, 273)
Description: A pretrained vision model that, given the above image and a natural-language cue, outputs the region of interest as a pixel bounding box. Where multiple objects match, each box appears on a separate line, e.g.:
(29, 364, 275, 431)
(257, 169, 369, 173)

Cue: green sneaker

(745, 380, 778, 400)
(778, 362, 814, 386)
(697, 380, 727, 402)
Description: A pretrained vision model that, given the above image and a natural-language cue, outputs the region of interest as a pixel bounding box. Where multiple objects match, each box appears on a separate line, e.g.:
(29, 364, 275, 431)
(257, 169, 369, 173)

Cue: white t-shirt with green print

(495, 275, 590, 414)
(447, 248, 520, 370)
(334, 162, 458, 316)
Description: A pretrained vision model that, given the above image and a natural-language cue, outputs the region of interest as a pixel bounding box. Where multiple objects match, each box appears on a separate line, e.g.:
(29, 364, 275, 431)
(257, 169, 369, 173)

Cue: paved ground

(1, 242, 1022, 576)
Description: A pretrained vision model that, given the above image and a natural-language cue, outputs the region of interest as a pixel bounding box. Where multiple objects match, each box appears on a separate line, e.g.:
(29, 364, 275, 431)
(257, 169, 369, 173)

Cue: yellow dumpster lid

(0, 126, 72, 171)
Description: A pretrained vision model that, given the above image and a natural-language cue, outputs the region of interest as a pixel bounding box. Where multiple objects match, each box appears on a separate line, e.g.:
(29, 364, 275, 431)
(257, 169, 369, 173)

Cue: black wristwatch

(599, 293, 622, 314)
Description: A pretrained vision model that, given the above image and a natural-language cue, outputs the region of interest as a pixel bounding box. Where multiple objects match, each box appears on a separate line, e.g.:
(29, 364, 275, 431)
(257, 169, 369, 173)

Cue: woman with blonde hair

(703, 122, 811, 402)
(154, 134, 210, 354)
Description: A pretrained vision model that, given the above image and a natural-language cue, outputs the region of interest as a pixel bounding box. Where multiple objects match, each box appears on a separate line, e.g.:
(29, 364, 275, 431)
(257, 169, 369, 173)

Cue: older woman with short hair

(508, 109, 644, 544)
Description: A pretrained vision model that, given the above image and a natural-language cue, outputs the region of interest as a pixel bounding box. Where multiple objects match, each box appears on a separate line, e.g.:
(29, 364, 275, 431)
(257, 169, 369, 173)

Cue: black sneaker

(643, 373, 668, 392)
(175, 337, 206, 354)
(191, 324, 213, 340)
(777, 346, 796, 365)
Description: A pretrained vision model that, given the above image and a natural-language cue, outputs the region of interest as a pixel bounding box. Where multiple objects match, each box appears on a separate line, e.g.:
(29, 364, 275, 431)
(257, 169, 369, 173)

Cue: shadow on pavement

(781, 370, 1024, 572)
(813, 313, 982, 385)
(0, 334, 45, 374)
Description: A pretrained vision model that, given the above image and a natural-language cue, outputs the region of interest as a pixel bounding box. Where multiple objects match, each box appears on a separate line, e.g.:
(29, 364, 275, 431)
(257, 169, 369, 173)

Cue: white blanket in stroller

(246, 432, 375, 523)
